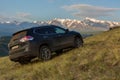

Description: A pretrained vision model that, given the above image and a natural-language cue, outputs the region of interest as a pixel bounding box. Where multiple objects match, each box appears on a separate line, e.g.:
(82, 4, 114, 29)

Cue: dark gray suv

(8, 25, 83, 64)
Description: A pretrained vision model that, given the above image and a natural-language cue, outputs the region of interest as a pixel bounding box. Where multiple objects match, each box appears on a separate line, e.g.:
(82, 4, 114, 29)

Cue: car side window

(47, 27, 56, 34)
(35, 28, 49, 34)
(35, 27, 56, 34)
(54, 27, 66, 34)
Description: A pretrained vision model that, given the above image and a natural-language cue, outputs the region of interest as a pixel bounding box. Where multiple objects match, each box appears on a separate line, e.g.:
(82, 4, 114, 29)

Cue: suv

(8, 25, 83, 64)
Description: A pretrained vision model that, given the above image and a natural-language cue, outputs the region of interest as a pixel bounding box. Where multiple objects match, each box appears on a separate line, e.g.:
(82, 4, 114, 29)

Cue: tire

(39, 46, 52, 61)
(74, 37, 83, 48)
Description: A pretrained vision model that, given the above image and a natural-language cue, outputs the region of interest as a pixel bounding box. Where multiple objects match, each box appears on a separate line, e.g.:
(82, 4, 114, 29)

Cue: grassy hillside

(0, 28, 120, 80)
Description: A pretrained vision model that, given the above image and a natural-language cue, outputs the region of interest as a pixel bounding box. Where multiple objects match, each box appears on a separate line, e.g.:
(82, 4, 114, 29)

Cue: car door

(53, 26, 74, 48)
(47, 27, 62, 48)
(34, 27, 63, 51)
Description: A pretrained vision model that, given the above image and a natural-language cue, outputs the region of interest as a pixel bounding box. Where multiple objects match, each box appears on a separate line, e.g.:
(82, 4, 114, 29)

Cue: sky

(0, 0, 120, 22)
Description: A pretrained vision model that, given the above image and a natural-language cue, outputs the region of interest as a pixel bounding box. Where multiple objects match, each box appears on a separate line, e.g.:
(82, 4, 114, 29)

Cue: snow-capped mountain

(48, 18, 120, 32)
(0, 18, 120, 36)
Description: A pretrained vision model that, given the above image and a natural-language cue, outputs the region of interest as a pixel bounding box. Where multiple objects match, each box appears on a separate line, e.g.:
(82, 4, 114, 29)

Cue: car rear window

(10, 30, 28, 42)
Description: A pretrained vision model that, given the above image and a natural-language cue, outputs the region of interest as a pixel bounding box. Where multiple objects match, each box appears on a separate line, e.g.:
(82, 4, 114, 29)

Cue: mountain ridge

(0, 18, 120, 36)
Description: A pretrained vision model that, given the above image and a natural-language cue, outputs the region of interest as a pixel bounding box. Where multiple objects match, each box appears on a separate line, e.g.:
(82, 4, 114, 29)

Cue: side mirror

(65, 29, 69, 33)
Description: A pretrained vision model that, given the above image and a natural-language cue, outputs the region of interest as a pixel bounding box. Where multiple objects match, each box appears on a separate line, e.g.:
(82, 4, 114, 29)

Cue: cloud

(0, 12, 33, 22)
(62, 4, 120, 18)
(15, 12, 33, 21)
(0, 15, 14, 22)
(16, 12, 31, 18)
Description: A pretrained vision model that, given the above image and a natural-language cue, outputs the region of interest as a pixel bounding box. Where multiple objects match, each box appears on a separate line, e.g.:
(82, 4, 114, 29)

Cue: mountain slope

(0, 27, 120, 80)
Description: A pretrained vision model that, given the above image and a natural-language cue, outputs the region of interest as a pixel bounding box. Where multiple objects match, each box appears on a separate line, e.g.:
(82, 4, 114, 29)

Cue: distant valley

(0, 36, 11, 56)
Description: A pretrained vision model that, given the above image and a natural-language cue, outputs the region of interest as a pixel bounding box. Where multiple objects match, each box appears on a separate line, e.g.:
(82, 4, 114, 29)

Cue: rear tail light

(20, 36, 34, 42)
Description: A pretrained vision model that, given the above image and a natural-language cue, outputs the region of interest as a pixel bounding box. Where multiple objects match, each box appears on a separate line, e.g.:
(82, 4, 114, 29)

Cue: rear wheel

(74, 37, 83, 48)
(39, 46, 52, 61)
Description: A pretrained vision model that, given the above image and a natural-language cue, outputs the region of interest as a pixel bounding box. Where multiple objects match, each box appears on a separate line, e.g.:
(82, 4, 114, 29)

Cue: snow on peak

(55, 19, 66, 23)
(85, 17, 105, 23)
(33, 21, 38, 23)
(6, 21, 11, 24)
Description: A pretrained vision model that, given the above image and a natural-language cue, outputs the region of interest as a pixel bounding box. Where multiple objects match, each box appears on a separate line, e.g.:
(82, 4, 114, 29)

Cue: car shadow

(24, 48, 74, 65)
(52, 48, 73, 59)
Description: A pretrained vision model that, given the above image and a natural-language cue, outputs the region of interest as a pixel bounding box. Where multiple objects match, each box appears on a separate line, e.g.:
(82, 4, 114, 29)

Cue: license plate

(12, 45, 19, 50)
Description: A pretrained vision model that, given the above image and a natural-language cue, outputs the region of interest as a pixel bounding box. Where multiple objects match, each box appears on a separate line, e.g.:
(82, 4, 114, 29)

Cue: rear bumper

(9, 41, 38, 62)
(9, 51, 33, 61)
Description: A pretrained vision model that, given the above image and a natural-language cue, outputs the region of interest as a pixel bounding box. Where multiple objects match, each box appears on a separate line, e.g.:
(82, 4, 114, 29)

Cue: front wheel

(74, 37, 83, 48)
(39, 46, 52, 61)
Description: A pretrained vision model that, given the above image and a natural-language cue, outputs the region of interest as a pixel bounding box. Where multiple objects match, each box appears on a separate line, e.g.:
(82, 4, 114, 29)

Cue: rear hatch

(9, 30, 28, 51)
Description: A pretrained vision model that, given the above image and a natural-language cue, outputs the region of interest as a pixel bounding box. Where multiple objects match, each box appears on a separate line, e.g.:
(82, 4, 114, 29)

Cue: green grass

(0, 28, 120, 80)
